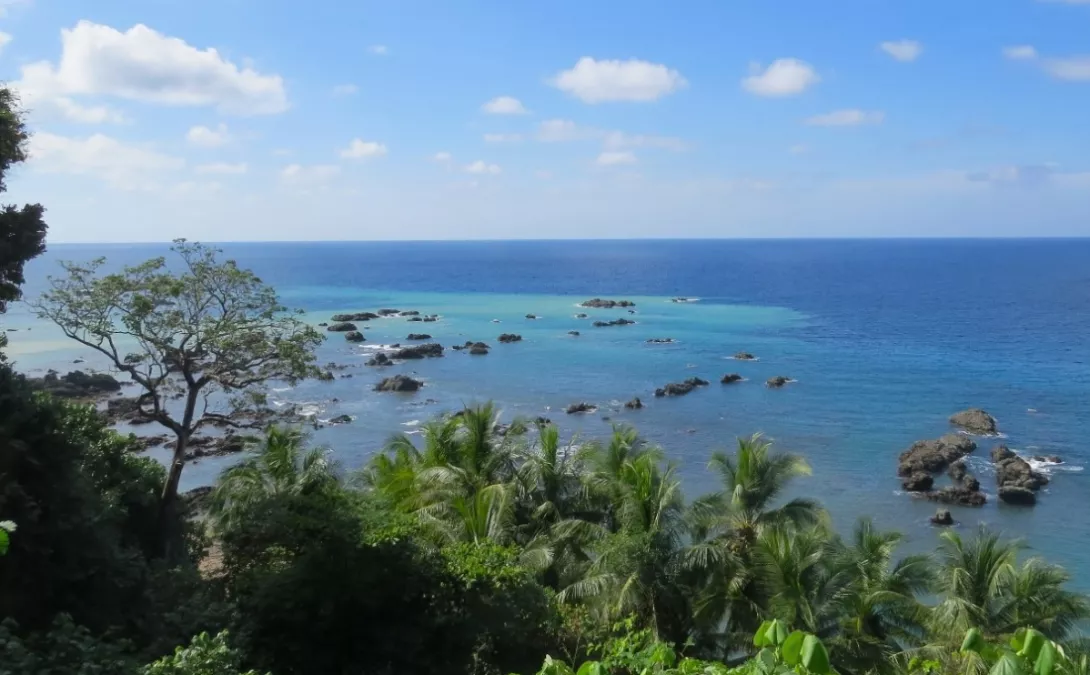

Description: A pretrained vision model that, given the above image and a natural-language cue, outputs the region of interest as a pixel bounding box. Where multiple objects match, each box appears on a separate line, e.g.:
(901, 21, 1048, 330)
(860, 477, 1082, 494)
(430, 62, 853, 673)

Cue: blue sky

(2, 0, 1089, 241)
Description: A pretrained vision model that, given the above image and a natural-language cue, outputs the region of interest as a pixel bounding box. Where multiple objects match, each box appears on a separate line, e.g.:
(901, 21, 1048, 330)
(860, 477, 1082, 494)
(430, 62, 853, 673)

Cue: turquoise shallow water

(4, 240, 1089, 581)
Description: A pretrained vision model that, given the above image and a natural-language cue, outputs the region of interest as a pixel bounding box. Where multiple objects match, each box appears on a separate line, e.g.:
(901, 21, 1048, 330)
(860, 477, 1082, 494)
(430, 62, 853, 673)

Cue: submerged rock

(525, 314, 539, 320)
(568, 331, 581, 336)
(999, 486, 1037, 506)
(1033, 455, 1063, 464)
(327, 322, 357, 332)
(646, 338, 675, 344)
(624, 397, 644, 410)
(930, 509, 954, 526)
(902, 472, 934, 492)
(654, 377, 710, 398)
(406, 333, 432, 340)
(329, 414, 353, 424)
(575, 313, 589, 319)
(720, 373, 743, 384)
(949, 408, 998, 435)
(766, 376, 791, 388)
(733, 352, 757, 361)
(897, 434, 977, 476)
(331, 312, 379, 322)
(592, 318, 636, 327)
(566, 402, 598, 414)
(366, 353, 392, 367)
(377, 309, 400, 316)
(581, 298, 635, 309)
(374, 375, 423, 392)
(498, 333, 522, 343)
(344, 331, 365, 342)
(400, 311, 420, 317)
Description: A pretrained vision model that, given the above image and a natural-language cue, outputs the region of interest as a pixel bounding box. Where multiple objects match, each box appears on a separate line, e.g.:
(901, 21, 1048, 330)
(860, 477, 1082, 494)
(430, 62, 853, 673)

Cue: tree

(33, 240, 325, 531)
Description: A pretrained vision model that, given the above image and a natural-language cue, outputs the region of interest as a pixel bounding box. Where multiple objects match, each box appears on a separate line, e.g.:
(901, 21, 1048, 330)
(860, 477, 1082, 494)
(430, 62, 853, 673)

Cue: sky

(1, 0, 1089, 242)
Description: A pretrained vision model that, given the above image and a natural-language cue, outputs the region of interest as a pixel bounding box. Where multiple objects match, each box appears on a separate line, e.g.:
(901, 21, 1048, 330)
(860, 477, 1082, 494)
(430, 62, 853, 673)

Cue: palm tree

(418, 482, 515, 546)
(580, 424, 660, 532)
(209, 426, 337, 528)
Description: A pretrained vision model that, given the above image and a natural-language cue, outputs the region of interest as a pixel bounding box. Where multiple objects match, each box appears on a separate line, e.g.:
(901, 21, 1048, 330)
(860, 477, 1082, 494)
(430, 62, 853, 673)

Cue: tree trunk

(157, 431, 189, 557)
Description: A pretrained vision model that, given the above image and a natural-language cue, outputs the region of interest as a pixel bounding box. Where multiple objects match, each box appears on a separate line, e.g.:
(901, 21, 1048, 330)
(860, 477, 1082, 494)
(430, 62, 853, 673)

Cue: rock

(902, 472, 934, 492)
(469, 345, 490, 355)
(646, 338, 675, 344)
(628, 310, 636, 314)
(948, 460, 968, 482)
(374, 375, 423, 392)
(498, 333, 522, 343)
(1033, 455, 1063, 464)
(525, 314, 538, 320)
(995, 455, 1048, 491)
(991, 444, 1016, 463)
(185, 434, 247, 460)
(72, 358, 85, 364)
(568, 331, 581, 336)
(400, 311, 420, 317)
(422, 316, 438, 323)
(566, 402, 598, 414)
(340, 374, 353, 379)
(766, 376, 791, 388)
(377, 309, 400, 316)
(926, 486, 987, 507)
(999, 486, 1037, 506)
(930, 509, 954, 526)
(104, 396, 146, 424)
(318, 322, 328, 327)
(962, 474, 981, 492)
(329, 414, 353, 424)
(29, 370, 123, 399)
(949, 408, 998, 435)
(575, 313, 588, 319)
(671, 297, 693, 303)
(897, 434, 977, 476)
(344, 331, 365, 342)
(653, 377, 710, 398)
(132, 433, 171, 451)
(332, 312, 379, 322)
(327, 322, 357, 332)
(624, 397, 644, 410)
(721, 373, 743, 384)
(733, 352, 757, 361)
(391, 343, 444, 359)
(581, 298, 635, 309)
(406, 333, 432, 340)
(407, 317, 424, 322)
(592, 318, 636, 327)
(366, 353, 392, 367)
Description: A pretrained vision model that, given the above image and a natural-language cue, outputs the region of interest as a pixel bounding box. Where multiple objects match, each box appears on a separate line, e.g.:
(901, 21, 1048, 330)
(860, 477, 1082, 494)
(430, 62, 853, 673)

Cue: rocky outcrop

(948, 460, 968, 482)
(931, 509, 954, 526)
(671, 297, 694, 303)
(949, 408, 998, 435)
(581, 298, 635, 308)
(902, 472, 934, 492)
(332, 312, 379, 322)
(568, 331, 580, 336)
(377, 309, 400, 316)
(733, 352, 757, 361)
(374, 375, 423, 392)
(344, 331, 365, 342)
(646, 338, 675, 344)
(469, 344, 490, 355)
(575, 313, 588, 319)
(185, 433, 247, 460)
(994, 454, 1048, 491)
(400, 311, 420, 316)
(407, 317, 423, 322)
(29, 370, 122, 399)
(406, 333, 432, 340)
(366, 353, 392, 367)
(327, 322, 357, 332)
(991, 444, 1016, 463)
(593, 318, 635, 327)
(525, 314, 539, 320)
(423, 315, 439, 322)
(624, 397, 644, 410)
(566, 402, 597, 414)
(1033, 455, 1063, 464)
(329, 414, 353, 424)
(999, 486, 1037, 506)
(498, 334, 522, 343)
(391, 343, 444, 359)
(926, 486, 986, 507)
(654, 377, 710, 398)
(721, 373, 743, 384)
(897, 434, 977, 476)
(766, 376, 791, 388)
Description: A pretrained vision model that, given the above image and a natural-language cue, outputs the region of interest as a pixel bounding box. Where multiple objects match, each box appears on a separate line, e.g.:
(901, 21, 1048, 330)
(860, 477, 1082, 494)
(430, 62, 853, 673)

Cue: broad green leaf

(755, 620, 774, 647)
(576, 662, 605, 675)
(540, 656, 576, 675)
(768, 619, 790, 647)
(990, 653, 1024, 675)
(1019, 630, 1047, 661)
(758, 648, 777, 672)
(962, 628, 986, 654)
(1034, 641, 1057, 675)
(782, 631, 806, 667)
(801, 635, 831, 675)
(0, 529, 8, 556)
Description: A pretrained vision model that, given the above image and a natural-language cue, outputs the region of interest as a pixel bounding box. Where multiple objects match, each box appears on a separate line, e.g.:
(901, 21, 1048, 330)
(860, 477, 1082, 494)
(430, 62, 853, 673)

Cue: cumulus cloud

(537, 119, 588, 142)
(550, 57, 687, 103)
(0, 31, 11, 53)
(742, 59, 820, 97)
(602, 131, 687, 151)
(536, 120, 685, 152)
(805, 109, 885, 126)
(16, 21, 288, 116)
(465, 160, 501, 175)
(28, 132, 184, 190)
(52, 97, 129, 124)
(1004, 45, 1039, 60)
(1042, 56, 1090, 80)
(432, 151, 452, 163)
(195, 162, 247, 175)
(481, 96, 528, 114)
(332, 84, 359, 96)
(483, 133, 523, 143)
(880, 40, 922, 62)
(281, 164, 340, 184)
(340, 139, 388, 159)
(596, 151, 637, 166)
(187, 123, 231, 148)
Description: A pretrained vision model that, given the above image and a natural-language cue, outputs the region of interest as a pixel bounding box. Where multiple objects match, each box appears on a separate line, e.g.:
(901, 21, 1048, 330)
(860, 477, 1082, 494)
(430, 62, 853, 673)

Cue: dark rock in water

(391, 343, 444, 359)
(534, 417, 552, 427)
(575, 313, 588, 319)
(340, 373, 353, 379)
(897, 434, 977, 476)
(105, 396, 146, 424)
(469, 345, 490, 355)
(962, 474, 981, 492)
(318, 322, 328, 327)
(568, 331, 581, 336)
(327, 322, 357, 332)
(999, 486, 1037, 506)
(624, 397, 644, 410)
(329, 414, 353, 424)
(721, 373, 743, 384)
(948, 460, 968, 482)
(581, 298, 635, 309)
(400, 311, 420, 316)
(949, 408, 998, 435)
(407, 317, 424, 322)
(628, 310, 636, 314)
(734, 352, 757, 361)
(73, 358, 85, 364)
(525, 314, 538, 319)
(185, 434, 247, 460)
(331, 312, 379, 322)
(592, 318, 636, 327)
(132, 433, 171, 451)
(927, 486, 987, 507)
(344, 331, 365, 342)
(654, 377, 710, 398)
(377, 309, 400, 316)
(902, 472, 934, 492)
(422, 316, 438, 323)
(374, 375, 423, 392)
(498, 333, 522, 343)
(995, 455, 1048, 491)
(671, 297, 693, 303)
(766, 376, 791, 388)
(366, 353, 392, 367)
(1033, 455, 1063, 464)
(566, 402, 597, 414)
(991, 444, 1016, 463)
(406, 333, 432, 340)
(29, 369, 123, 399)
(646, 338, 675, 344)
(931, 509, 954, 526)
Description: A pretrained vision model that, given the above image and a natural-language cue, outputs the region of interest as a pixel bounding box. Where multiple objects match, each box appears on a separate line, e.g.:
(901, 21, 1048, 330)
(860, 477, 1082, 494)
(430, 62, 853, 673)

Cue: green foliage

(0, 615, 135, 675)
(142, 631, 260, 675)
(953, 627, 1089, 675)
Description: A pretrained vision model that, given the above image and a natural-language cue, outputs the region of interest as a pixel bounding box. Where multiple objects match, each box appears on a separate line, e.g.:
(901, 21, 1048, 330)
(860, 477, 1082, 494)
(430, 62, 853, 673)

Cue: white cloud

(340, 139, 388, 159)
(195, 162, 247, 175)
(0, 31, 11, 54)
(1004, 45, 1039, 60)
(28, 132, 184, 190)
(0, 0, 29, 17)
(880, 40, 922, 62)
(1042, 56, 1090, 81)
(465, 160, 501, 175)
(742, 59, 820, 97)
(805, 109, 885, 126)
(186, 123, 231, 148)
(432, 151, 453, 163)
(484, 133, 523, 143)
(602, 131, 686, 151)
(537, 119, 588, 142)
(281, 164, 340, 184)
(966, 164, 1058, 187)
(52, 96, 129, 124)
(368, 45, 388, 55)
(16, 21, 287, 116)
(550, 57, 687, 103)
(332, 83, 359, 96)
(481, 96, 528, 114)
(596, 151, 637, 166)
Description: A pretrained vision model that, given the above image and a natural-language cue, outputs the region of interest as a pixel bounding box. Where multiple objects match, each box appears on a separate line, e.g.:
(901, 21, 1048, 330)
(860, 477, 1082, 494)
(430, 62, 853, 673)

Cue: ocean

(4, 239, 1089, 579)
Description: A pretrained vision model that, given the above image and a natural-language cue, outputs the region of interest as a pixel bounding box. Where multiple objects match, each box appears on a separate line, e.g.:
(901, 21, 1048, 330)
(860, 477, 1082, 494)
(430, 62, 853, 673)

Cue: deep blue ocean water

(5, 240, 1089, 579)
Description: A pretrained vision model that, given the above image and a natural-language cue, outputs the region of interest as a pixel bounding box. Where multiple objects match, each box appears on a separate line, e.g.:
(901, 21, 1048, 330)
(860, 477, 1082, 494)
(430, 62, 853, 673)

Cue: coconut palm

(209, 426, 337, 528)
(418, 482, 515, 546)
